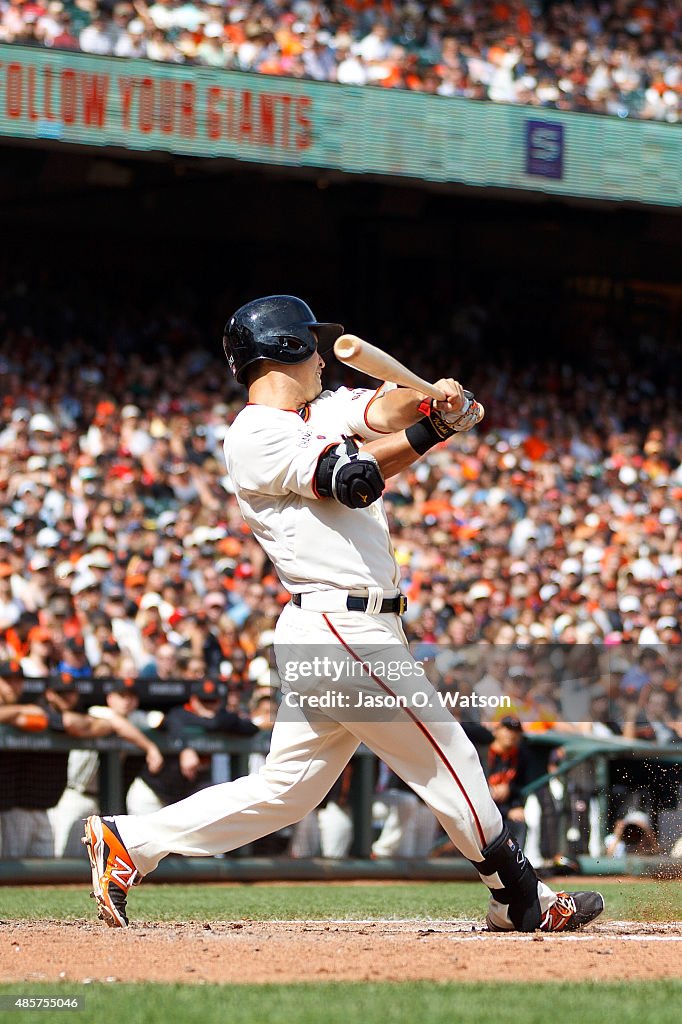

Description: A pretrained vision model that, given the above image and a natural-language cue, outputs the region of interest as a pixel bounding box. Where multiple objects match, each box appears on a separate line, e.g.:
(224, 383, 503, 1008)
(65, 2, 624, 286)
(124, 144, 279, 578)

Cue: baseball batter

(84, 295, 604, 933)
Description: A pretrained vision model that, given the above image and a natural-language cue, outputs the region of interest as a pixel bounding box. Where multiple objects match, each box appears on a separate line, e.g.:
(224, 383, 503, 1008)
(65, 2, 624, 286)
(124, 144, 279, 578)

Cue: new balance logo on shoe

(111, 856, 137, 890)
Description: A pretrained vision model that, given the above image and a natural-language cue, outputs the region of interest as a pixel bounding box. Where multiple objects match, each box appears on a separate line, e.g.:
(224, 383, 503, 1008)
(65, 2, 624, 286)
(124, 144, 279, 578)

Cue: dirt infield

(2, 920, 681, 984)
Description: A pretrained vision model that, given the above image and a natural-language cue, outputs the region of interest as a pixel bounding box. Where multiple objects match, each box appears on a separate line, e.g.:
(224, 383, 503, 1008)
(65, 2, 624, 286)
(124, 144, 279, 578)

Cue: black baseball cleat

(82, 815, 141, 928)
(487, 890, 605, 932)
(539, 891, 605, 932)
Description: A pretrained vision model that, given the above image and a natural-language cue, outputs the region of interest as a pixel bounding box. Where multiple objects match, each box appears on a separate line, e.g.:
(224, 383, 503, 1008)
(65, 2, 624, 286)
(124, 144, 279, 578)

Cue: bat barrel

(333, 333, 447, 402)
(333, 336, 361, 361)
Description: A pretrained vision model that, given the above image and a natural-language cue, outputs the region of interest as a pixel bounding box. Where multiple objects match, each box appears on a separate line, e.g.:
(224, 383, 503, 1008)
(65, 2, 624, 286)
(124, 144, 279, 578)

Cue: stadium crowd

(0, 272, 680, 860)
(0, 0, 681, 121)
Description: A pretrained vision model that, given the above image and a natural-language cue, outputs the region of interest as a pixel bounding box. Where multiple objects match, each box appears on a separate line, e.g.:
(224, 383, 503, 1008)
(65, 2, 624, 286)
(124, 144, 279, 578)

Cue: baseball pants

(49, 788, 99, 858)
(289, 801, 354, 858)
(0, 808, 54, 858)
(115, 603, 557, 927)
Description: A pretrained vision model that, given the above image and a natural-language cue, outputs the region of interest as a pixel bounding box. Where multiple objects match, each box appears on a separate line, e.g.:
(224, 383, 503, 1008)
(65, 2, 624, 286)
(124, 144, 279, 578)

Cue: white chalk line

(264, 918, 682, 940)
(442, 934, 682, 942)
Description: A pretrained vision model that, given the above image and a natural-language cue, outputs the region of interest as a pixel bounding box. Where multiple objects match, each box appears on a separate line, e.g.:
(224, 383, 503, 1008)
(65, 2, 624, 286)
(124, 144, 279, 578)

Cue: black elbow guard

(334, 456, 384, 508)
(314, 438, 384, 509)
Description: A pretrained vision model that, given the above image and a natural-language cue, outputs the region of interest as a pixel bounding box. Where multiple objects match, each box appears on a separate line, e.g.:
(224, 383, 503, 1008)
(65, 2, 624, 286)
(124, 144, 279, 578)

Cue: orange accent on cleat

(539, 891, 604, 932)
(83, 816, 141, 928)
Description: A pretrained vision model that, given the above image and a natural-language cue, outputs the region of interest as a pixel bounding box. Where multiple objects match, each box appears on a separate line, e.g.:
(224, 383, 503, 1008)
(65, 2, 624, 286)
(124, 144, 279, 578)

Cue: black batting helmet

(223, 295, 344, 384)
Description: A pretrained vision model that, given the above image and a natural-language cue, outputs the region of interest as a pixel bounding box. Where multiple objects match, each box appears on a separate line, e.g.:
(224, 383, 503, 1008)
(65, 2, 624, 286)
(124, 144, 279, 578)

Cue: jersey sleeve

(332, 384, 399, 440)
(224, 414, 341, 499)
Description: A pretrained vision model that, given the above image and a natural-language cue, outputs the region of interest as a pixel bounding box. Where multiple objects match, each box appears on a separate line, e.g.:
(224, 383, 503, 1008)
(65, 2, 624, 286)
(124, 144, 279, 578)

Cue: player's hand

(428, 381, 485, 435)
(179, 747, 201, 780)
(15, 706, 49, 732)
(432, 378, 466, 417)
(490, 782, 511, 802)
(623, 698, 639, 722)
(445, 392, 485, 431)
(145, 744, 164, 774)
(507, 807, 526, 823)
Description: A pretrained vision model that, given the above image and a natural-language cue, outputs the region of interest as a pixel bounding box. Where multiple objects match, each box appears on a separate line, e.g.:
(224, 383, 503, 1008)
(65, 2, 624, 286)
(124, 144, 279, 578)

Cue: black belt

(291, 593, 408, 614)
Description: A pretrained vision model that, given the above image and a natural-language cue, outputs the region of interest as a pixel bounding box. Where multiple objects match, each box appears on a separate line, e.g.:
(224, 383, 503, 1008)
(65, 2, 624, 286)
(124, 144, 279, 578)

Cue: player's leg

(49, 788, 97, 857)
(125, 776, 166, 815)
(412, 800, 439, 857)
(353, 691, 598, 930)
(83, 707, 359, 926)
(318, 609, 603, 931)
(117, 710, 358, 873)
(371, 789, 419, 858)
(289, 809, 322, 858)
(1, 808, 53, 858)
(317, 800, 353, 857)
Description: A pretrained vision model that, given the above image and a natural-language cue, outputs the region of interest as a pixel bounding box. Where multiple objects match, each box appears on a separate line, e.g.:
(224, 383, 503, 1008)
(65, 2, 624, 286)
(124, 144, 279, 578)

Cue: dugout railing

(1, 725, 680, 883)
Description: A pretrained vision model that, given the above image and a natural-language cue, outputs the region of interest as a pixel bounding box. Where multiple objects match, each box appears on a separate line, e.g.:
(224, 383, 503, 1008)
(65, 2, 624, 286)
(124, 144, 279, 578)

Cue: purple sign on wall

(525, 120, 564, 179)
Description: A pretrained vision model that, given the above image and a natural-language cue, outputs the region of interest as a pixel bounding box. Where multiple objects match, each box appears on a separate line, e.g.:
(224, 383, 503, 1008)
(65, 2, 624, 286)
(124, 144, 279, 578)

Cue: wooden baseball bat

(333, 334, 446, 402)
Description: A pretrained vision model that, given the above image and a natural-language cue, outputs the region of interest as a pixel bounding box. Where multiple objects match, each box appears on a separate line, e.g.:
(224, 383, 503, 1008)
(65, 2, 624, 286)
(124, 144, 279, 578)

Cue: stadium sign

(0, 44, 680, 207)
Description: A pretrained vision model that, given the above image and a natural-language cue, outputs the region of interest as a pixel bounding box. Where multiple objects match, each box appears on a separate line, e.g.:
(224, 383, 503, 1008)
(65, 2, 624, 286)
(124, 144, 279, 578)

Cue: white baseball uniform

(114, 384, 557, 928)
(226, 386, 401, 594)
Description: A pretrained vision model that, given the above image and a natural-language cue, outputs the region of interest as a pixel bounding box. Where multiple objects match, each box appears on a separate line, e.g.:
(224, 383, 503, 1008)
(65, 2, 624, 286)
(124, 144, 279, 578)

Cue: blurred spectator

(605, 810, 660, 856)
(371, 763, 438, 858)
(138, 641, 179, 680)
(0, 662, 50, 856)
(0, 560, 21, 630)
(526, 661, 561, 721)
(485, 716, 528, 847)
(620, 648, 661, 697)
(487, 666, 545, 725)
(625, 688, 682, 747)
(248, 686, 277, 732)
(1, 672, 161, 857)
(20, 625, 56, 677)
(290, 764, 357, 859)
(622, 685, 681, 833)
(473, 650, 508, 704)
(114, 16, 147, 56)
(179, 652, 208, 679)
(48, 677, 163, 856)
(126, 678, 258, 814)
(79, 10, 115, 55)
(57, 637, 92, 679)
